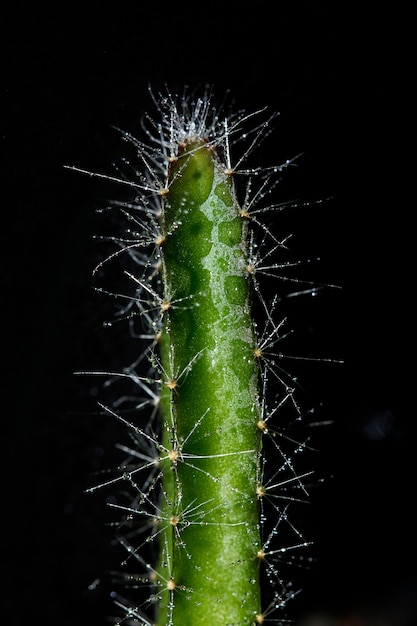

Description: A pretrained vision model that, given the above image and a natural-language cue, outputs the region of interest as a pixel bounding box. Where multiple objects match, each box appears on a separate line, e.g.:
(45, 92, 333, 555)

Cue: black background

(2, 2, 415, 625)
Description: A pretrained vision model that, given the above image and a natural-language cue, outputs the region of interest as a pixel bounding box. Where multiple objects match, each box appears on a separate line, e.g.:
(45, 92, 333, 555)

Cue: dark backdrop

(2, 2, 415, 625)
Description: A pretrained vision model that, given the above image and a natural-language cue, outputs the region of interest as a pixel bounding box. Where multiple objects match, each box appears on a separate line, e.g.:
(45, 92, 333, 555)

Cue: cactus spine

(79, 88, 317, 625)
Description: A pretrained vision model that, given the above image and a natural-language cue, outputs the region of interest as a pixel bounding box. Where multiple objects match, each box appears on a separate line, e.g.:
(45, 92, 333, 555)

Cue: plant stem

(75, 89, 326, 625)
(155, 139, 263, 624)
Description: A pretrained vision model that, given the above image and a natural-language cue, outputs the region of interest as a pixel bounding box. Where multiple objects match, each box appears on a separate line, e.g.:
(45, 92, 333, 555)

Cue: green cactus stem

(71, 89, 324, 626)
(154, 138, 263, 624)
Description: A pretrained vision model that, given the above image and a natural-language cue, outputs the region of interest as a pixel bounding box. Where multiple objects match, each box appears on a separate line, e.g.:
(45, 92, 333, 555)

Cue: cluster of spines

(80, 87, 320, 625)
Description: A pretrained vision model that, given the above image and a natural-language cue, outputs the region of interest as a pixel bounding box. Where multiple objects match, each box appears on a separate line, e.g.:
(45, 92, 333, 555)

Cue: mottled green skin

(155, 141, 263, 625)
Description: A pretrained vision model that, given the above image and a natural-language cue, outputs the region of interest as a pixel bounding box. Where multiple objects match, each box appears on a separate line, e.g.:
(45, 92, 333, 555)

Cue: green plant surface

(155, 139, 262, 624)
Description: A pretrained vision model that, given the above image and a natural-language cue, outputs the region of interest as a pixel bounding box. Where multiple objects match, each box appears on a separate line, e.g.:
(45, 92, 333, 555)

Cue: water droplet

(88, 578, 100, 591)
(249, 578, 257, 585)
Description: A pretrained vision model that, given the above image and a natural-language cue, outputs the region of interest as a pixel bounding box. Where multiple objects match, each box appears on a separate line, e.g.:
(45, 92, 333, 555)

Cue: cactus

(73, 87, 336, 625)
